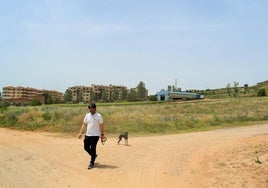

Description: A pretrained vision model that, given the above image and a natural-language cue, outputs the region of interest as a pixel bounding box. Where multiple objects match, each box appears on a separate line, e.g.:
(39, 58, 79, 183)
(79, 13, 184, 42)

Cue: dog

(117, 132, 128, 146)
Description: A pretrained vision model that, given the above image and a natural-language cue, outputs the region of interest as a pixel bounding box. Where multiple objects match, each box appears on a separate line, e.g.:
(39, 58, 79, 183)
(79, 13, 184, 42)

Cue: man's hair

(88, 103, 96, 109)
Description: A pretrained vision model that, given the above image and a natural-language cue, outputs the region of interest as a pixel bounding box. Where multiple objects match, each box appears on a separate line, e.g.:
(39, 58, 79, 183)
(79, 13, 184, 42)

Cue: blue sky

(1, 0, 267, 95)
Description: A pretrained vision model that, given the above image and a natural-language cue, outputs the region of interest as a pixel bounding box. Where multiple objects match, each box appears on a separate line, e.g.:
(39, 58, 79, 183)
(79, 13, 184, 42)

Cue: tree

(226, 83, 232, 97)
(90, 91, 96, 102)
(121, 87, 128, 101)
(47, 94, 53, 104)
(64, 89, 73, 103)
(101, 88, 109, 102)
(42, 93, 53, 104)
(77, 89, 83, 103)
(127, 89, 138, 102)
(137, 81, 147, 100)
(243, 84, 249, 94)
(112, 87, 119, 101)
(233, 81, 239, 97)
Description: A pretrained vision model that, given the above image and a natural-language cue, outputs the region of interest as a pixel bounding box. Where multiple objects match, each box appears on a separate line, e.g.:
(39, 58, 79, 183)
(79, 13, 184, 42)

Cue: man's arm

(78, 123, 86, 139)
(100, 123, 105, 137)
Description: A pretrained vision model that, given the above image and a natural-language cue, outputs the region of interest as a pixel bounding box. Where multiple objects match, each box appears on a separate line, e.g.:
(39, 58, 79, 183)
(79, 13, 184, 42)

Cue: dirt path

(1, 124, 268, 188)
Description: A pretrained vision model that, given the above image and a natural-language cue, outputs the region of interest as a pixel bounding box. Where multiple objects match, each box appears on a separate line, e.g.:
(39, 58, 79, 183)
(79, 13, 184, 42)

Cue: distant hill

(256, 80, 268, 89)
(198, 80, 268, 99)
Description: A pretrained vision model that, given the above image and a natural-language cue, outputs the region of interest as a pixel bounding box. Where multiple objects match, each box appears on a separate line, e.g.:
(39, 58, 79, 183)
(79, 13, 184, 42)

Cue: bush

(149, 95, 157, 101)
(31, 99, 42, 106)
(257, 88, 267, 97)
(42, 111, 52, 121)
(0, 100, 10, 110)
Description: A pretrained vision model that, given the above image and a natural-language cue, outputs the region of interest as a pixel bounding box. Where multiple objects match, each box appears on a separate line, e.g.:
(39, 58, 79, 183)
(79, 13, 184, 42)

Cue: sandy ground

(0, 124, 268, 188)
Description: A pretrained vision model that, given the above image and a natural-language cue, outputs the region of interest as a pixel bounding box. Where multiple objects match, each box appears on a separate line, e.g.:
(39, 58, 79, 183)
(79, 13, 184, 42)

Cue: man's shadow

(94, 163, 118, 169)
(117, 144, 132, 147)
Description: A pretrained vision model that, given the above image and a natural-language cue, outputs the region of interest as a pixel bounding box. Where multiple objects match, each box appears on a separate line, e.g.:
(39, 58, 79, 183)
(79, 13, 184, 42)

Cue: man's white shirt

(84, 112, 103, 136)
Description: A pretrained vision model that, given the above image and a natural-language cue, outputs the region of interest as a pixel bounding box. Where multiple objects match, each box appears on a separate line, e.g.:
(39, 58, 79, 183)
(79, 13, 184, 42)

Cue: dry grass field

(1, 97, 268, 136)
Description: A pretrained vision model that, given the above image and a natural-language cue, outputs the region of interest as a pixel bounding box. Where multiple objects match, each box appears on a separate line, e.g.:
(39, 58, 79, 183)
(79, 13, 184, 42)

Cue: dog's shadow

(94, 163, 118, 169)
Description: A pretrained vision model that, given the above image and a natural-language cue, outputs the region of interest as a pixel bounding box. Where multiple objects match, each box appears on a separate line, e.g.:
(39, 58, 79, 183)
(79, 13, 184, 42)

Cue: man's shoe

(88, 162, 94, 169)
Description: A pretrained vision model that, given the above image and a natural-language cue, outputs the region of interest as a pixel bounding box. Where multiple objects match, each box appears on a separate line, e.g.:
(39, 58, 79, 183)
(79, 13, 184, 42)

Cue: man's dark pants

(84, 136, 99, 164)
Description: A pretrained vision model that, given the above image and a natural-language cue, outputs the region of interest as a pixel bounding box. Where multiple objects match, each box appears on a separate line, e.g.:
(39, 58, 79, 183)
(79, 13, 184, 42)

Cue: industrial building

(156, 89, 204, 101)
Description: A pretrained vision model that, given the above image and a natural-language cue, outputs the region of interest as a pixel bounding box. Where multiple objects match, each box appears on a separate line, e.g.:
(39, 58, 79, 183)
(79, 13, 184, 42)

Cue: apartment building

(69, 86, 91, 103)
(68, 84, 128, 103)
(2, 86, 64, 104)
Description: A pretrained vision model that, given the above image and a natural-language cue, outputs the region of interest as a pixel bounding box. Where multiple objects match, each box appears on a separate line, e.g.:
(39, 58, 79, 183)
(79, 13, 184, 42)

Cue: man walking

(78, 103, 105, 169)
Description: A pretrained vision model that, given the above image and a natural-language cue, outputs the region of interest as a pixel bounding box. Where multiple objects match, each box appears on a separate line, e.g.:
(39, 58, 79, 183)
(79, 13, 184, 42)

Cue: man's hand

(78, 133, 82, 139)
(101, 135, 107, 144)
